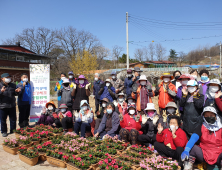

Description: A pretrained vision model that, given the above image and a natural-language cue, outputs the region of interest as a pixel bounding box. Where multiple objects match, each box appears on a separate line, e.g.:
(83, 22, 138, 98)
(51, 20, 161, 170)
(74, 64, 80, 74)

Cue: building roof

(129, 62, 143, 66)
(0, 44, 36, 54)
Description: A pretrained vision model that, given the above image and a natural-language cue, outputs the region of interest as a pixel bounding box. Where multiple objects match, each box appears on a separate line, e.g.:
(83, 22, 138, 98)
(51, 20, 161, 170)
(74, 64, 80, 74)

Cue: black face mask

(175, 76, 180, 80)
(205, 117, 216, 124)
(64, 83, 69, 87)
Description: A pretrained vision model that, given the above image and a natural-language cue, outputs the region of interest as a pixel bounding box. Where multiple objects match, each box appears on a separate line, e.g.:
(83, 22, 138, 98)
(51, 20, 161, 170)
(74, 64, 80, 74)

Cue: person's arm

(118, 80, 124, 92)
(154, 84, 160, 96)
(179, 94, 187, 107)
(173, 129, 188, 148)
(16, 83, 25, 96)
(215, 97, 222, 112)
(129, 77, 134, 87)
(156, 130, 164, 143)
(107, 113, 120, 136)
(135, 116, 142, 131)
(193, 93, 204, 109)
(97, 114, 107, 134)
(120, 115, 126, 128)
(108, 87, 116, 98)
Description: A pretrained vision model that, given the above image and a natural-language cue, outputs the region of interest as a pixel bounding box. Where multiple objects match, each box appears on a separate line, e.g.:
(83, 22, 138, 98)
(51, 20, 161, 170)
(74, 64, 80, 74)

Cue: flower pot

(2, 144, 20, 155)
(90, 163, 99, 170)
(32, 140, 40, 145)
(38, 152, 47, 161)
(14, 132, 21, 138)
(67, 162, 92, 170)
(53, 132, 63, 136)
(20, 142, 33, 148)
(41, 138, 48, 143)
(46, 156, 67, 168)
(18, 154, 39, 166)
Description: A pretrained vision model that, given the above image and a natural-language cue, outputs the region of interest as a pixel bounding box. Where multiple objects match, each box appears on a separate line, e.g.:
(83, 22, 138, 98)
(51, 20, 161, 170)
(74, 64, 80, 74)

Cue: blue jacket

(124, 77, 132, 96)
(16, 81, 32, 105)
(54, 79, 63, 101)
(93, 80, 104, 100)
(100, 86, 115, 102)
(97, 111, 120, 136)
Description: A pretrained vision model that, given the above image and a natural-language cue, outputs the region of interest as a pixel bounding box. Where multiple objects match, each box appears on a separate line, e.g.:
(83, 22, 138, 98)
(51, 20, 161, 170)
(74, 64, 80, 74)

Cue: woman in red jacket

(154, 115, 187, 167)
(119, 104, 142, 144)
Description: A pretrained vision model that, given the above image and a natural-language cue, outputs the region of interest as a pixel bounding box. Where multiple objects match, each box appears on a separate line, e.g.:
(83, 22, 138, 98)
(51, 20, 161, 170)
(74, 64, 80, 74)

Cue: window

(8, 54, 16, 61)
(16, 55, 24, 61)
(0, 53, 8, 60)
(24, 57, 30, 62)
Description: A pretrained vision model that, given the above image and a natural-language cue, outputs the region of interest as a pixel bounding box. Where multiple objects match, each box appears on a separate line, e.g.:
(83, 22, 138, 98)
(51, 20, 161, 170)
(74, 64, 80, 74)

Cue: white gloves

(85, 83, 91, 89)
(74, 111, 79, 118)
(73, 83, 77, 89)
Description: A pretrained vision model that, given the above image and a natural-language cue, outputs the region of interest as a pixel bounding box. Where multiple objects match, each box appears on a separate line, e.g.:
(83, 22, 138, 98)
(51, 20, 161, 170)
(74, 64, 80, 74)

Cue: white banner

(29, 64, 50, 122)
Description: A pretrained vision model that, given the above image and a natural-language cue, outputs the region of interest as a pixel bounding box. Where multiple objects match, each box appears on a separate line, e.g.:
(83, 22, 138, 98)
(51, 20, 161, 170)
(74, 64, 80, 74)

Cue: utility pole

(220, 42, 221, 78)
(126, 12, 129, 69)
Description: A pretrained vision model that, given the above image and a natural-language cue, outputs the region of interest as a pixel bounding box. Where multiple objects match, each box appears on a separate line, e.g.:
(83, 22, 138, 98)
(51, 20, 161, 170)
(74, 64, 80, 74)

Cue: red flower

(72, 155, 76, 159)
(114, 165, 118, 169)
(58, 152, 63, 155)
(89, 154, 92, 158)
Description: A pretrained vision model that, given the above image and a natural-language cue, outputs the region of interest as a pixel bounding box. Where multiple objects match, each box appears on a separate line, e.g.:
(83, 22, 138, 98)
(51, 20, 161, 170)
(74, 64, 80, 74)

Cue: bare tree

(94, 46, 110, 69)
(112, 45, 123, 68)
(148, 43, 155, 61)
(142, 47, 149, 61)
(134, 48, 144, 62)
(177, 51, 187, 66)
(155, 43, 166, 61)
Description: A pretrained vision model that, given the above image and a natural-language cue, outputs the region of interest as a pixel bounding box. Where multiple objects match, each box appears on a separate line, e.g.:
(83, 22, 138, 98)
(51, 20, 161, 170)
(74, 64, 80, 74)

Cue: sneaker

(184, 161, 193, 170)
(2, 133, 8, 137)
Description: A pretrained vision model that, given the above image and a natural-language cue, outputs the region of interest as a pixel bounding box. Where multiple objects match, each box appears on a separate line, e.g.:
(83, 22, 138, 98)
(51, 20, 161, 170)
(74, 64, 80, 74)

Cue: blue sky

(0, 0, 222, 60)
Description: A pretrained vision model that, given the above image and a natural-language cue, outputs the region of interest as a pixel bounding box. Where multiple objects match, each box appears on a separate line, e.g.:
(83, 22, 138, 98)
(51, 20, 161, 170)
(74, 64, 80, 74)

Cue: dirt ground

(0, 96, 160, 170)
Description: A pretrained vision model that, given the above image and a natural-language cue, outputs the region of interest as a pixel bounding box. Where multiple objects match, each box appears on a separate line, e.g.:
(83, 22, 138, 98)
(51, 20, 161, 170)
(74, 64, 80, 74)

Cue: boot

(23, 120, 29, 127)
(184, 161, 193, 170)
(19, 122, 25, 128)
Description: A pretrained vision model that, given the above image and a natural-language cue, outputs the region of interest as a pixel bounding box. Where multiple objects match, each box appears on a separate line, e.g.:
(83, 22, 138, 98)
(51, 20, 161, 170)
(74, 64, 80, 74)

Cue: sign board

(29, 64, 50, 122)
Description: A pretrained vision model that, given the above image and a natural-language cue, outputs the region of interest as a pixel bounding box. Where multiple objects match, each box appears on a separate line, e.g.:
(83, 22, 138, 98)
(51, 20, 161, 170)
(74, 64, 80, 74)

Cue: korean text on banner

(29, 64, 50, 122)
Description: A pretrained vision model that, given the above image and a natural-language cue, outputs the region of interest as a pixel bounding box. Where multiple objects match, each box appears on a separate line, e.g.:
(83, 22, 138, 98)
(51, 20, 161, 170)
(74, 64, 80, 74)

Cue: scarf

(76, 79, 89, 88)
(203, 115, 222, 136)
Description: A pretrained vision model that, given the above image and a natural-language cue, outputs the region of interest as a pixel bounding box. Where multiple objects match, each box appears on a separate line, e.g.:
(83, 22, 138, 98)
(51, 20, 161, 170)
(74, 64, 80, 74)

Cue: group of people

(1, 67, 222, 169)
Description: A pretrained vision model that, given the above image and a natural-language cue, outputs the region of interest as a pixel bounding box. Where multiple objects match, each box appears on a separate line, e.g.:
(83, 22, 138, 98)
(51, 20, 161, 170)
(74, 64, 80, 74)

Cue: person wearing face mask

(171, 70, 182, 90)
(155, 73, 177, 115)
(124, 69, 133, 96)
(199, 69, 210, 101)
(126, 96, 136, 106)
(180, 80, 204, 138)
(181, 106, 222, 170)
(71, 75, 90, 112)
(95, 98, 110, 131)
(94, 102, 120, 139)
(99, 79, 116, 102)
(110, 71, 124, 95)
(0, 73, 21, 137)
(131, 75, 154, 113)
(114, 93, 127, 115)
(93, 73, 104, 114)
(73, 100, 93, 137)
(54, 104, 73, 134)
(68, 71, 76, 84)
(55, 73, 66, 107)
(37, 101, 59, 126)
(16, 73, 32, 128)
(119, 104, 142, 144)
(154, 115, 187, 167)
(129, 67, 143, 89)
(58, 78, 73, 112)
(138, 103, 163, 146)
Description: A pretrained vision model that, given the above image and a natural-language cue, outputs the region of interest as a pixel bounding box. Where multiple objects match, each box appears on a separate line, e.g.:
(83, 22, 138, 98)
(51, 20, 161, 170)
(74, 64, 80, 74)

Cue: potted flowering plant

(2, 138, 20, 155)
(65, 146, 79, 156)
(52, 127, 63, 135)
(13, 128, 24, 138)
(39, 131, 48, 142)
(130, 145, 154, 155)
(126, 150, 147, 159)
(79, 153, 100, 165)
(67, 155, 92, 170)
(18, 147, 39, 166)
(64, 132, 79, 139)
(34, 124, 46, 131)
(46, 150, 67, 168)
(18, 136, 32, 147)
(29, 132, 41, 145)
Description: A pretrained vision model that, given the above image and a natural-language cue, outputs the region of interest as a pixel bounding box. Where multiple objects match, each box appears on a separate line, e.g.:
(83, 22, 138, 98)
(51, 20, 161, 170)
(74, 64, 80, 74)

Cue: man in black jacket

(0, 73, 21, 137)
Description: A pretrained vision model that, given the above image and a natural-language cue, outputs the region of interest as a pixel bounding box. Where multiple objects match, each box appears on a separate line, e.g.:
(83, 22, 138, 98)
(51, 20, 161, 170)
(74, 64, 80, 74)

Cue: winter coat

(180, 93, 204, 137)
(72, 86, 90, 110)
(124, 77, 133, 96)
(56, 110, 72, 122)
(141, 113, 163, 139)
(198, 81, 210, 101)
(155, 82, 177, 109)
(110, 78, 124, 94)
(99, 86, 116, 102)
(16, 81, 32, 105)
(54, 79, 63, 101)
(75, 109, 93, 124)
(131, 84, 154, 111)
(120, 114, 142, 134)
(156, 128, 188, 150)
(93, 80, 104, 100)
(58, 87, 73, 107)
(0, 81, 18, 109)
(97, 111, 120, 136)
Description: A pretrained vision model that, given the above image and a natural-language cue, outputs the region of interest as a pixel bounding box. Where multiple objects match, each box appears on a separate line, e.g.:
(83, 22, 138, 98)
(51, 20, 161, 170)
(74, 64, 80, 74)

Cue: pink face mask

(147, 111, 155, 117)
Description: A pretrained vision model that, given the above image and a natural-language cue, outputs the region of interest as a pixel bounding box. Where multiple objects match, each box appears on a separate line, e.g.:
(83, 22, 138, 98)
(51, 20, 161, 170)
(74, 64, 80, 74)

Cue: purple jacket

(198, 81, 210, 101)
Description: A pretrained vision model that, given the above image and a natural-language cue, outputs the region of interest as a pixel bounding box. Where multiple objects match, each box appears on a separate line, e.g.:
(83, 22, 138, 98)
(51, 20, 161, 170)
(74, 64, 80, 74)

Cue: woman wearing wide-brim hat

(154, 73, 177, 115)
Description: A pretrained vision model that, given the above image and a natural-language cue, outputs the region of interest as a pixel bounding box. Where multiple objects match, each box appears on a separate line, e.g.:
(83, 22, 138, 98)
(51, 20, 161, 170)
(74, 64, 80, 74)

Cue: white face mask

(95, 77, 98, 81)
(102, 103, 106, 108)
(129, 110, 135, 115)
(209, 86, 219, 93)
(128, 99, 133, 104)
(182, 80, 188, 86)
(167, 108, 175, 115)
(112, 76, 116, 79)
(170, 125, 178, 131)
(82, 106, 88, 111)
(79, 80, 84, 84)
(61, 108, 66, 113)
(163, 78, 170, 83)
(192, 75, 197, 80)
(4, 78, 11, 83)
(69, 75, 73, 79)
(140, 81, 146, 86)
(127, 74, 132, 78)
(188, 86, 196, 93)
(48, 106, 53, 110)
(23, 78, 28, 82)
(118, 98, 124, 103)
(106, 83, 110, 87)
(61, 77, 66, 81)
